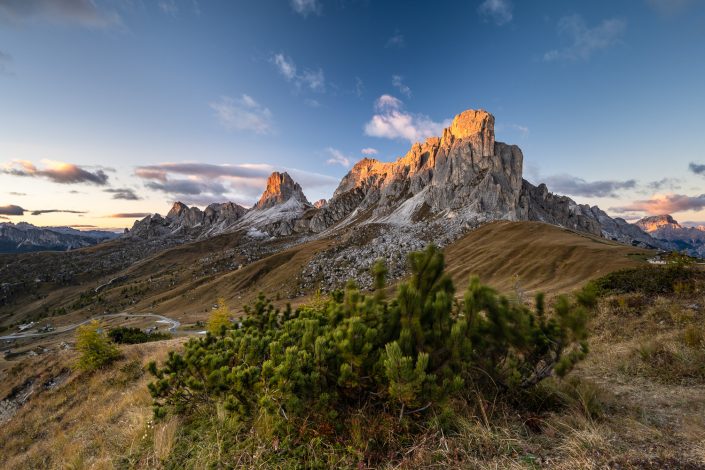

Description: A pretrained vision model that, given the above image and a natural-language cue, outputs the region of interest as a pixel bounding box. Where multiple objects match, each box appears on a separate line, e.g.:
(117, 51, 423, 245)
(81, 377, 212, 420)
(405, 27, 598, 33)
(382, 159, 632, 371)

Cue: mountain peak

(447, 109, 495, 156)
(167, 201, 189, 219)
(254, 172, 310, 210)
(635, 214, 681, 232)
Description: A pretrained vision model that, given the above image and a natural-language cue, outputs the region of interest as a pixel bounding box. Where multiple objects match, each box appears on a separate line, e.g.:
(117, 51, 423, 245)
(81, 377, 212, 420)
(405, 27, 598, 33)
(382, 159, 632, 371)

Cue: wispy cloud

(478, 0, 513, 26)
(385, 30, 405, 49)
(543, 174, 636, 198)
(361, 148, 378, 156)
(0, 205, 25, 216)
(647, 0, 695, 16)
(210, 95, 273, 134)
(392, 75, 411, 97)
(505, 123, 530, 138)
(325, 148, 351, 168)
(0, 0, 122, 29)
(8, 191, 26, 196)
(647, 178, 682, 191)
(104, 188, 141, 200)
(0, 49, 12, 75)
(611, 193, 705, 215)
(354, 77, 364, 97)
(158, 0, 179, 16)
(544, 14, 626, 62)
(689, 162, 705, 175)
(146, 179, 228, 196)
(108, 212, 153, 219)
(364, 95, 450, 143)
(290, 0, 321, 17)
(30, 209, 86, 216)
(271, 53, 325, 92)
(1, 160, 109, 185)
(135, 161, 339, 206)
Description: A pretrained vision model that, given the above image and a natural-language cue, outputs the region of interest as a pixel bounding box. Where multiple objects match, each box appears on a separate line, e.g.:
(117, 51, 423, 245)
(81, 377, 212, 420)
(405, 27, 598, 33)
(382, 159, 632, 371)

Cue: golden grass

(444, 221, 652, 296)
(0, 338, 187, 469)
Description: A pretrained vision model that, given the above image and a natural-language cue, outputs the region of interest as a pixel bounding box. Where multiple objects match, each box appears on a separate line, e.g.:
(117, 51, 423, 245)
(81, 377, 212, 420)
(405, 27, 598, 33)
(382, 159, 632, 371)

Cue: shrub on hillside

(108, 326, 171, 344)
(206, 297, 231, 336)
(590, 265, 701, 296)
(148, 246, 594, 458)
(76, 320, 121, 371)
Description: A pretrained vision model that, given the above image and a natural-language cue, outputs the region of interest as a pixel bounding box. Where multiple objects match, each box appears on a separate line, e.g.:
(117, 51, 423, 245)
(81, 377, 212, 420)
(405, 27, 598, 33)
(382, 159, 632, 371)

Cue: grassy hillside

(445, 221, 651, 295)
(1, 257, 704, 468)
(1, 221, 653, 348)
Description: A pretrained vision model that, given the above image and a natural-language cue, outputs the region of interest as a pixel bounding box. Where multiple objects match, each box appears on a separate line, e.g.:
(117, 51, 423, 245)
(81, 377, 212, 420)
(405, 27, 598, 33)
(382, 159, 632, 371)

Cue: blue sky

(1, 0, 705, 230)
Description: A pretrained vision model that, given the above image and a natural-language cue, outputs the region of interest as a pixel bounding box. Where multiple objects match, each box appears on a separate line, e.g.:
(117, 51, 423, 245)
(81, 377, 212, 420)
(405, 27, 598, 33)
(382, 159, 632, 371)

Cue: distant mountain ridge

(125, 108, 663, 255)
(0, 222, 119, 254)
(634, 214, 705, 257)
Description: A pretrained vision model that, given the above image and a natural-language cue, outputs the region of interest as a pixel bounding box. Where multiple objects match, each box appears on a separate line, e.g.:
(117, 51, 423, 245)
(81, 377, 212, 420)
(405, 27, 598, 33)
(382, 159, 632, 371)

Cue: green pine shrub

(590, 264, 701, 297)
(148, 245, 594, 461)
(76, 320, 121, 371)
(107, 326, 171, 344)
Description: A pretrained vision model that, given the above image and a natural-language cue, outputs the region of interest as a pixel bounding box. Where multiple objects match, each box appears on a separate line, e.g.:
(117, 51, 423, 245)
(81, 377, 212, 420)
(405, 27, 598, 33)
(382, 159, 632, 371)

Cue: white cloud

(354, 77, 364, 97)
(385, 31, 405, 48)
(158, 0, 179, 16)
(364, 95, 450, 143)
(325, 148, 351, 167)
(478, 0, 513, 26)
(273, 53, 297, 80)
(392, 75, 411, 97)
(544, 15, 626, 62)
(510, 124, 530, 137)
(209, 95, 273, 134)
(304, 98, 321, 108)
(300, 68, 325, 92)
(290, 0, 321, 17)
(375, 94, 403, 111)
(271, 53, 325, 92)
(361, 148, 378, 156)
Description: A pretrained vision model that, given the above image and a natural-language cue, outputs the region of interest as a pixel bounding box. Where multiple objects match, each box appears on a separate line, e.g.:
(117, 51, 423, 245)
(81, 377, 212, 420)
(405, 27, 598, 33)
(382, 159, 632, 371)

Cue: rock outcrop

(635, 215, 681, 233)
(309, 109, 523, 232)
(0, 222, 119, 254)
(126, 108, 664, 254)
(255, 172, 310, 210)
(127, 201, 247, 240)
(634, 214, 705, 256)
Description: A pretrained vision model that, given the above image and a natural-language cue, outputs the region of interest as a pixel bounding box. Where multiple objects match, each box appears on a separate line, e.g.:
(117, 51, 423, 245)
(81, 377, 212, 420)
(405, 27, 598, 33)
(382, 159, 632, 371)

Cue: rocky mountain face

(254, 172, 310, 210)
(0, 222, 119, 254)
(125, 108, 666, 281)
(634, 214, 705, 256)
(635, 215, 681, 232)
(521, 182, 662, 248)
(307, 110, 523, 233)
(126, 201, 248, 240)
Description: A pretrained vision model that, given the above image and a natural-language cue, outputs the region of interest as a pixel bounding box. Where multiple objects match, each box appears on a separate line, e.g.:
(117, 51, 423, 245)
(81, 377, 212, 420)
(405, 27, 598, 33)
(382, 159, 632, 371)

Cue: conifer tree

(76, 320, 120, 371)
(206, 297, 231, 335)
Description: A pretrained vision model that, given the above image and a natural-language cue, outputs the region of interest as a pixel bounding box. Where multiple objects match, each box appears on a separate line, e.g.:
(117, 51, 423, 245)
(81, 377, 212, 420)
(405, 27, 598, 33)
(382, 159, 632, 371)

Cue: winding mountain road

(0, 313, 187, 341)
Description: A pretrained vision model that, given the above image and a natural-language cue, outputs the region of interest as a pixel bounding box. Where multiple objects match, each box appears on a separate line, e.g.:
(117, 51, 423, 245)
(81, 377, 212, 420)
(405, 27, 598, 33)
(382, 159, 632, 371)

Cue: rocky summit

(124, 108, 666, 286)
(254, 172, 310, 210)
(634, 214, 705, 257)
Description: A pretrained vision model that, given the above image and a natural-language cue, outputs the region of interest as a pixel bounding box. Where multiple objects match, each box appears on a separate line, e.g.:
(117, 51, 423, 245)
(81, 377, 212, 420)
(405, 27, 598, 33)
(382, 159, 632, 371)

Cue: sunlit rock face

(255, 172, 310, 210)
(635, 214, 681, 233)
(633, 215, 705, 256)
(310, 108, 523, 232)
(126, 107, 664, 250)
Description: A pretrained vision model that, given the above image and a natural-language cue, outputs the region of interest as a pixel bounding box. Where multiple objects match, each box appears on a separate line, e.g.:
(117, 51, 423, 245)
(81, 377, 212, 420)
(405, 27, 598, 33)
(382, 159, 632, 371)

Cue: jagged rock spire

(254, 172, 310, 210)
